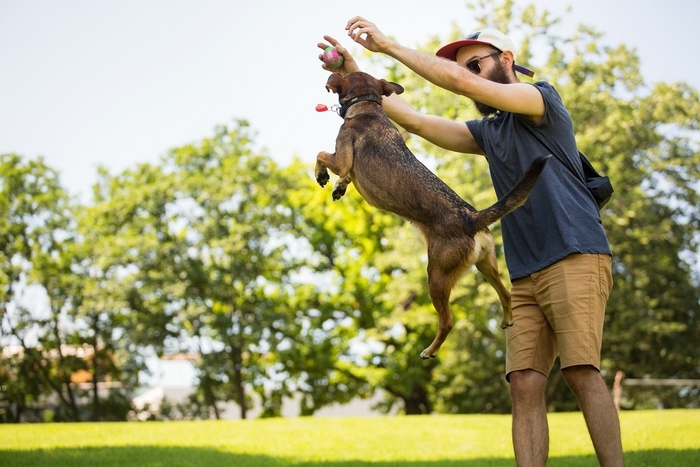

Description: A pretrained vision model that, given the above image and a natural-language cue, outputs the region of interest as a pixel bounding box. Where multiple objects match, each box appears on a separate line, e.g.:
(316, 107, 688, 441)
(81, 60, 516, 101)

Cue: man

(319, 16, 624, 467)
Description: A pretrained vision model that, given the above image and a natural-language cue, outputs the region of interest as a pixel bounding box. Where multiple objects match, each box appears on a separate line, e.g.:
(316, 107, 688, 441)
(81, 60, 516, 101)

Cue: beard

(473, 60, 512, 117)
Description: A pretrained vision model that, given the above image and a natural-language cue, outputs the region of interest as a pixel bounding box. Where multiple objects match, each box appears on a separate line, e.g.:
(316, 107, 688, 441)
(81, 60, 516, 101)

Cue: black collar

(339, 94, 382, 118)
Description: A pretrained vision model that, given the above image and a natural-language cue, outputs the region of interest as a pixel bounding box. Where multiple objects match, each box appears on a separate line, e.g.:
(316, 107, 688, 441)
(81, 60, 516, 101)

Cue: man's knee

(561, 365, 602, 394)
(509, 369, 547, 403)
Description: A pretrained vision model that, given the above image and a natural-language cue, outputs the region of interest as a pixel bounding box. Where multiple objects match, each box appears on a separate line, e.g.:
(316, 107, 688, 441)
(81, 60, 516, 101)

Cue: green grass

(0, 410, 698, 466)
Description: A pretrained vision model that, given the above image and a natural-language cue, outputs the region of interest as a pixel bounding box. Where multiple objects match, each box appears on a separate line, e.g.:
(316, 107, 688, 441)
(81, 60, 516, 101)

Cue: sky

(1, 0, 698, 202)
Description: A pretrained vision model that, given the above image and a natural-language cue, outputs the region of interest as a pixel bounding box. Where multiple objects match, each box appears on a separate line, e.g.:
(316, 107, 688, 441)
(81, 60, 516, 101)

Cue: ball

(322, 46, 344, 69)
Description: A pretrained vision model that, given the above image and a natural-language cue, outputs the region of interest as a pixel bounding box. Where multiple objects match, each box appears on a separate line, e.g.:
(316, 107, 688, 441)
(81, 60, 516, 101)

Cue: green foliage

(531, 8, 700, 408)
(1, 154, 145, 422)
(2, 0, 699, 421)
(83, 122, 387, 419)
(367, 0, 700, 412)
(0, 154, 84, 421)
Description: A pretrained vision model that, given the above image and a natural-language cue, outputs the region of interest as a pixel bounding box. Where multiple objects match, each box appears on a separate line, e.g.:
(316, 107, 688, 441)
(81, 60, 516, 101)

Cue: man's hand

(345, 16, 394, 54)
(317, 35, 360, 75)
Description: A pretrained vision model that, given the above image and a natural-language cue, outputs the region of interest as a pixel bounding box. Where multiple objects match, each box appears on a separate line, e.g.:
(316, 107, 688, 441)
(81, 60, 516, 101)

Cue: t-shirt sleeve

(466, 119, 485, 155)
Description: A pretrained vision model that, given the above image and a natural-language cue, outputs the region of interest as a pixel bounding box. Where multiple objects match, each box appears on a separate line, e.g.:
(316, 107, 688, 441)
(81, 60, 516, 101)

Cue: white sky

(1, 0, 697, 201)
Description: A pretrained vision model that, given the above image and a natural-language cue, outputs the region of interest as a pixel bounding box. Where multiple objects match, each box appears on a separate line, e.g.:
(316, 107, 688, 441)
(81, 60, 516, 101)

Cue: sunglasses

(465, 52, 502, 74)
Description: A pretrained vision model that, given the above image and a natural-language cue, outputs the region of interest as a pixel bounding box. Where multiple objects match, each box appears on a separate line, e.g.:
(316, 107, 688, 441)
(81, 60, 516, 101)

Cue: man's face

(456, 45, 512, 116)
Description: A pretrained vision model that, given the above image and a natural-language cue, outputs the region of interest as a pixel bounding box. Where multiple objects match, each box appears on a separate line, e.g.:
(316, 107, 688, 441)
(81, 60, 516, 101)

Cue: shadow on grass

(0, 446, 698, 467)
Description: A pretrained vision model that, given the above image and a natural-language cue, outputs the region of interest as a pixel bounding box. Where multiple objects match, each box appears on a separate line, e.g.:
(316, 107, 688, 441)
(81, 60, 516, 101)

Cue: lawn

(0, 410, 698, 466)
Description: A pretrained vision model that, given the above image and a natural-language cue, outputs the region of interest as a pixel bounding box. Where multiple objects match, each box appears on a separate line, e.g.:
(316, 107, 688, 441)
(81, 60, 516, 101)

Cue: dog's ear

(325, 73, 345, 94)
(378, 79, 404, 97)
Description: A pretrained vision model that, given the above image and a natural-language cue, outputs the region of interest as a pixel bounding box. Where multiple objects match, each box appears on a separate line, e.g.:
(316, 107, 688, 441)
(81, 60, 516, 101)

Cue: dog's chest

(352, 180, 383, 209)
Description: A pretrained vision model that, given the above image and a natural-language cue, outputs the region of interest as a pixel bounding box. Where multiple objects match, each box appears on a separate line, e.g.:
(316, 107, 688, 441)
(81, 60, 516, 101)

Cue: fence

(612, 370, 700, 410)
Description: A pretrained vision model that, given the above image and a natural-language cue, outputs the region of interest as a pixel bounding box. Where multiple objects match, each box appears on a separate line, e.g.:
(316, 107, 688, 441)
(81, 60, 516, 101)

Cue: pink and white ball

(322, 46, 344, 69)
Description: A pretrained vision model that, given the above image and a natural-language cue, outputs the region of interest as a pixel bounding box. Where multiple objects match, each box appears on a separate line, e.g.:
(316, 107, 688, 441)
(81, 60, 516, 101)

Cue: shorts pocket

(598, 255, 613, 300)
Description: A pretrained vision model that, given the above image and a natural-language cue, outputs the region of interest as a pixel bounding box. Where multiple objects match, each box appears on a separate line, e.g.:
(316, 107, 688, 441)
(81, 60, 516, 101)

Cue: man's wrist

(383, 41, 404, 59)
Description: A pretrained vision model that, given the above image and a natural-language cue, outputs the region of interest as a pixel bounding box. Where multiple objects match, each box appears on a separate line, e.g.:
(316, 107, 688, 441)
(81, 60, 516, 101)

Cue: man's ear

(501, 50, 516, 72)
(325, 73, 345, 94)
(378, 79, 404, 97)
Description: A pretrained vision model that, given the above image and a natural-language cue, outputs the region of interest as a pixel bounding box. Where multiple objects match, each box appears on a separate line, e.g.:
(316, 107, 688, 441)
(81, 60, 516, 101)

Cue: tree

(5, 1, 698, 419)
(290, 167, 435, 414)
(0, 154, 83, 421)
(1, 154, 152, 422)
(86, 121, 373, 419)
(357, 0, 700, 411)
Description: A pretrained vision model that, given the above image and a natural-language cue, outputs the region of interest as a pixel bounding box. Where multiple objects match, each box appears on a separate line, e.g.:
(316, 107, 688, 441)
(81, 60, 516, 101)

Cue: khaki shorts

(505, 253, 613, 381)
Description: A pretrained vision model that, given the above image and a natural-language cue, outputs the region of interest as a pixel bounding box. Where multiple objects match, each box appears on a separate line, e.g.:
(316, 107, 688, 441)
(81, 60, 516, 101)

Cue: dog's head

(325, 72, 404, 103)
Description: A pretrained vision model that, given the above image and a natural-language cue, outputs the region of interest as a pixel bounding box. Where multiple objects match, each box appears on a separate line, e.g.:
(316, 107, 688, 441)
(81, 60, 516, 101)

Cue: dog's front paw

(420, 348, 437, 360)
(315, 169, 330, 188)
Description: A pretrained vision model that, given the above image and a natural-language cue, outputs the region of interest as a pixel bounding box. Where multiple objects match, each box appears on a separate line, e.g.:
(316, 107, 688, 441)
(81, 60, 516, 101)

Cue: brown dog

(315, 71, 549, 359)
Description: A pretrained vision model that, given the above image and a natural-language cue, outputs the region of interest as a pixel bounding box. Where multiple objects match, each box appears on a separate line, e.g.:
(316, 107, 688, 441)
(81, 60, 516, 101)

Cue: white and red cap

(436, 28, 534, 77)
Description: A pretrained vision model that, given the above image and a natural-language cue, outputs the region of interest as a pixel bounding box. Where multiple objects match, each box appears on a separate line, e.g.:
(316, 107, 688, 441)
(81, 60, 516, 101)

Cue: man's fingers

(317, 35, 360, 73)
(346, 17, 371, 39)
(319, 36, 352, 57)
(345, 16, 366, 31)
(322, 35, 340, 47)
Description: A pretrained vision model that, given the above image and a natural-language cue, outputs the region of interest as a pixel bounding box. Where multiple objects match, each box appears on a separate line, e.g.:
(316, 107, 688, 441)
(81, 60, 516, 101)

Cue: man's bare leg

(562, 365, 624, 466)
(510, 369, 549, 467)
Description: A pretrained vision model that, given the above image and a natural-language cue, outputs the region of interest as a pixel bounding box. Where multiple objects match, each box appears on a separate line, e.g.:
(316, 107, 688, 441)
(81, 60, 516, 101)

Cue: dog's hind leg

(420, 236, 470, 359)
(420, 268, 454, 359)
(474, 232, 513, 329)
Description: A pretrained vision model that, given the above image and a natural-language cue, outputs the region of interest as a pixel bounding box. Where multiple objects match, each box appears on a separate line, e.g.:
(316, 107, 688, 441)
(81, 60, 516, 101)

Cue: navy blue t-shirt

(466, 81, 611, 281)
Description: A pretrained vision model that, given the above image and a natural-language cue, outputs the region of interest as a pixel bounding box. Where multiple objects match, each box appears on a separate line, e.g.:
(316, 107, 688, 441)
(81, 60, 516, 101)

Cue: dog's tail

(470, 155, 551, 232)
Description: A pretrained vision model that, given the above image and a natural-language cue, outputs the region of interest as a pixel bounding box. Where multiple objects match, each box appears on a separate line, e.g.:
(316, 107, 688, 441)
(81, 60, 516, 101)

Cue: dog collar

(339, 94, 382, 119)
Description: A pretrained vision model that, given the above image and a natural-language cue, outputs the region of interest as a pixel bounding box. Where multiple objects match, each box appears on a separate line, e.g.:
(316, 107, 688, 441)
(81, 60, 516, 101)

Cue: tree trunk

(545, 369, 564, 407)
(50, 319, 81, 421)
(203, 380, 221, 420)
(91, 320, 101, 422)
(13, 400, 24, 423)
(65, 381, 81, 422)
(403, 385, 432, 415)
(233, 353, 246, 420)
(229, 305, 246, 420)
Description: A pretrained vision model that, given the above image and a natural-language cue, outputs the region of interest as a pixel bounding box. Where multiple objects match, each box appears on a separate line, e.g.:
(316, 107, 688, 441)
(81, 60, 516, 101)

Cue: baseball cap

(436, 28, 534, 77)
